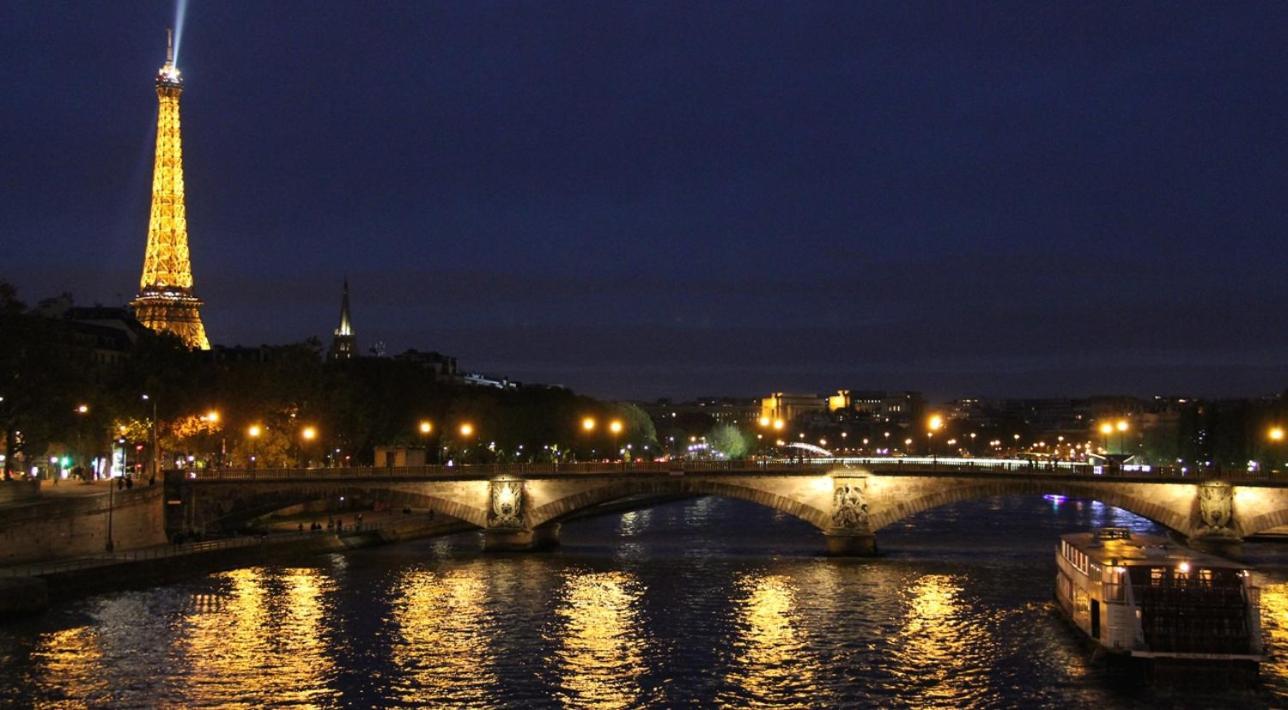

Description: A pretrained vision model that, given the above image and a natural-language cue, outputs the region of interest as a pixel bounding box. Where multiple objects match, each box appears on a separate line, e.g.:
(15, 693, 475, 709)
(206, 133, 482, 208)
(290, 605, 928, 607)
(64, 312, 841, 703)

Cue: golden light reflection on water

(391, 567, 499, 706)
(28, 625, 108, 705)
(617, 509, 652, 537)
(176, 566, 337, 706)
(1259, 578, 1288, 689)
(720, 573, 818, 707)
(890, 573, 992, 708)
(554, 570, 648, 708)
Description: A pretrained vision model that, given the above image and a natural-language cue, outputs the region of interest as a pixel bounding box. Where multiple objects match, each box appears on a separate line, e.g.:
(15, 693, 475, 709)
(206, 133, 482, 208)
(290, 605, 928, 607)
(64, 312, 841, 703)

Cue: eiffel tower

(130, 29, 210, 350)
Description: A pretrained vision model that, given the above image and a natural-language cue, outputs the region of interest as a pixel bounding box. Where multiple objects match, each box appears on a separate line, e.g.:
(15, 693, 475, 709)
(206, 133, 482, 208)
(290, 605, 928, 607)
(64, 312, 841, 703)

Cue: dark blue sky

(3, 1, 1286, 400)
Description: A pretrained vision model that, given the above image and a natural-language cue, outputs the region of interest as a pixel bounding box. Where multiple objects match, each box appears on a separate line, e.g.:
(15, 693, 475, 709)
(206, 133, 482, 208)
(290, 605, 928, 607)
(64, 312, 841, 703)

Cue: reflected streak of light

(1259, 579, 1288, 687)
(720, 574, 818, 706)
(392, 568, 499, 706)
(891, 574, 992, 707)
(178, 567, 336, 706)
(618, 509, 652, 537)
(554, 570, 648, 709)
(29, 626, 108, 701)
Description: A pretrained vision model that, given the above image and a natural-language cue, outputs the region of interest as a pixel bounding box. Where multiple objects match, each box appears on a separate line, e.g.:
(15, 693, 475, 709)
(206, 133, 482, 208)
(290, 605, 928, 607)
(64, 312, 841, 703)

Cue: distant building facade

(760, 393, 826, 425)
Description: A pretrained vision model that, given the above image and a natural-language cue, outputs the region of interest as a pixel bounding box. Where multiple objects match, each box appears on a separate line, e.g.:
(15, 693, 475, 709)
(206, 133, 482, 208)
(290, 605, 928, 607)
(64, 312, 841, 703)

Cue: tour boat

(1054, 527, 1262, 684)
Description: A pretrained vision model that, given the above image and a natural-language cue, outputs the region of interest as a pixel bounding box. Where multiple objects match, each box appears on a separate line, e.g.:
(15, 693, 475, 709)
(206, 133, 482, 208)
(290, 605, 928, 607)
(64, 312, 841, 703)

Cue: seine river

(2, 495, 1286, 708)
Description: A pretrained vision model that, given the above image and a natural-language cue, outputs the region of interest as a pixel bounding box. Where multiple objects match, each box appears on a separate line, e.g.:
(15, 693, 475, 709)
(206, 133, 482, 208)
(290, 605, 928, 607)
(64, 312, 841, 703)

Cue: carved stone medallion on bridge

(1197, 480, 1234, 534)
(488, 479, 526, 529)
(831, 479, 870, 532)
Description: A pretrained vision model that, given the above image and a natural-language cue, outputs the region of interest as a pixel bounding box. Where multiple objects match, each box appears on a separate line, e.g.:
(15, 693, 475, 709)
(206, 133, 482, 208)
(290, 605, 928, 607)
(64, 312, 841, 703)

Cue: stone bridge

(169, 462, 1288, 555)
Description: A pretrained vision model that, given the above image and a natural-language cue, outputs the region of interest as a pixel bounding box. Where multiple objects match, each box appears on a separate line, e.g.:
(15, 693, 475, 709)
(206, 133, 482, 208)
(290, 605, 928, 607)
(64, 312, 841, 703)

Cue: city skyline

(3, 2, 1287, 400)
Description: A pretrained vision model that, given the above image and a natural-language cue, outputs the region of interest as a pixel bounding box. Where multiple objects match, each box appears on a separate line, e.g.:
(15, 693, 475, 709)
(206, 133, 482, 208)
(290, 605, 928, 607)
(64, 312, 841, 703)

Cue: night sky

(3, 1, 1286, 400)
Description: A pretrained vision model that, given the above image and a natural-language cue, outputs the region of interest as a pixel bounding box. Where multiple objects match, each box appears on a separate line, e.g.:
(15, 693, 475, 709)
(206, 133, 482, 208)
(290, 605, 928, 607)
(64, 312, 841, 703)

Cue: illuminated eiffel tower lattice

(130, 29, 210, 350)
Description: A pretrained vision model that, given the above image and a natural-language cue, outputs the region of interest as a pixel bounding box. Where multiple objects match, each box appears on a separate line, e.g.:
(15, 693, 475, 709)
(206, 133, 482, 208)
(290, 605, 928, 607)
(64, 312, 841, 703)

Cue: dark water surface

(2, 495, 1286, 708)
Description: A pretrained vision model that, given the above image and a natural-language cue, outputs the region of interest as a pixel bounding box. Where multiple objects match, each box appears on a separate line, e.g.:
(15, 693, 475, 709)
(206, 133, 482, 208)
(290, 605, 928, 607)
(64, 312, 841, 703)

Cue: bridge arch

(527, 478, 832, 531)
(193, 482, 489, 532)
(868, 477, 1194, 536)
(1234, 508, 1288, 538)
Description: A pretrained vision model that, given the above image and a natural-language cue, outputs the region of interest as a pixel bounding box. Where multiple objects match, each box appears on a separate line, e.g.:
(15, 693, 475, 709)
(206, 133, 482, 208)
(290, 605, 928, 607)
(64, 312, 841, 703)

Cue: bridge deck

(183, 460, 1280, 486)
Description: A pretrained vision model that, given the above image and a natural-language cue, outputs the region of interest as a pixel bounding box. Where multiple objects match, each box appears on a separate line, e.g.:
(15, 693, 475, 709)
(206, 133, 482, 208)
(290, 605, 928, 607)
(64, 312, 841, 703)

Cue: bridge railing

(190, 460, 842, 481)
(182, 458, 1277, 483)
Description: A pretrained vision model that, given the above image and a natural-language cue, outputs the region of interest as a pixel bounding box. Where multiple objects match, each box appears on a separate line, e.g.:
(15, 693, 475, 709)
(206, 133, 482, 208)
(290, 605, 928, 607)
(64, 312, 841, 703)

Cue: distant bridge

(170, 459, 1287, 555)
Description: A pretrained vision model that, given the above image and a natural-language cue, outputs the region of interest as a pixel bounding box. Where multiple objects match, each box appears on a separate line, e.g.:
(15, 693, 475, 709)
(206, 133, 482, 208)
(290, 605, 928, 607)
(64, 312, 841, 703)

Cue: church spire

(329, 278, 357, 360)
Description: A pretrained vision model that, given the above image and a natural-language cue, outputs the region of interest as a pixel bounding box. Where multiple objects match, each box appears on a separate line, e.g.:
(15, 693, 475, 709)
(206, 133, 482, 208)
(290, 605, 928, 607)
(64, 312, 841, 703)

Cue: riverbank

(0, 492, 695, 616)
(0, 515, 470, 615)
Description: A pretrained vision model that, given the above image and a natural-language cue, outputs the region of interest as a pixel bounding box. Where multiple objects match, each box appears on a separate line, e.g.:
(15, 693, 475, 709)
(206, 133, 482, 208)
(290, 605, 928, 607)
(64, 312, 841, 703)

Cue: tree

(0, 283, 92, 478)
(707, 423, 749, 459)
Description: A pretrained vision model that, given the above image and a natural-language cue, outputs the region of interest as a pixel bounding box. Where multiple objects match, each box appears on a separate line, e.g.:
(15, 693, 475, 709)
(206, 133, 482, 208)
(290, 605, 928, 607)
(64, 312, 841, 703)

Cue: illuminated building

(328, 279, 357, 360)
(130, 30, 210, 349)
(760, 393, 825, 426)
(826, 389, 851, 412)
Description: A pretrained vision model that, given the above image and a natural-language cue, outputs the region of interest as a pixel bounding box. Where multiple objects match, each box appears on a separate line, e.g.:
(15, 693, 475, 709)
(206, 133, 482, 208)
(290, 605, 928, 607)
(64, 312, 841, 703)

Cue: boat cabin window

(1131, 565, 1242, 591)
(1060, 540, 1089, 575)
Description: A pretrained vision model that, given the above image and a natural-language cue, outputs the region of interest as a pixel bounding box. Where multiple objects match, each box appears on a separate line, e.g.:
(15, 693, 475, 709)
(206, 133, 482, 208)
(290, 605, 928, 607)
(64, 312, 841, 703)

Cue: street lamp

(581, 417, 597, 432)
(455, 422, 475, 463)
(1098, 422, 1114, 453)
(1115, 419, 1130, 454)
(201, 410, 223, 470)
(927, 414, 943, 461)
(247, 424, 262, 469)
(418, 420, 434, 465)
(300, 426, 318, 468)
(1269, 426, 1285, 474)
(609, 420, 624, 461)
(142, 394, 159, 482)
(72, 403, 90, 480)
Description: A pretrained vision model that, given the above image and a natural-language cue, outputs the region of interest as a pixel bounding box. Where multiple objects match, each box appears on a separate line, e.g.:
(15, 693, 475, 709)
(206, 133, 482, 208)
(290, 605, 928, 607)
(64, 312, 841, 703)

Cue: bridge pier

(823, 531, 877, 556)
(1188, 481, 1243, 557)
(483, 523, 561, 552)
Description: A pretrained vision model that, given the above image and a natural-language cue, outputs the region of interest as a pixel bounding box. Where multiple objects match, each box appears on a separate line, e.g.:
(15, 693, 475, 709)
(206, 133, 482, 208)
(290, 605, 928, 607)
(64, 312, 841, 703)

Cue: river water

(1, 494, 1286, 708)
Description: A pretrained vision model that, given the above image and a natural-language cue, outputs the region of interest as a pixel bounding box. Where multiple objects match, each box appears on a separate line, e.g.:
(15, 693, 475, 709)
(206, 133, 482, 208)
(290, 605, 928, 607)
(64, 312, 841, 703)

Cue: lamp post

(418, 420, 434, 465)
(927, 414, 943, 462)
(457, 422, 474, 464)
(204, 410, 221, 470)
(105, 478, 115, 552)
(578, 417, 599, 461)
(247, 424, 262, 469)
(1098, 422, 1114, 454)
(142, 394, 159, 483)
(609, 419, 624, 460)
(1268, 426, 1285, 475)
(1115, 418, 1130, 456)
(300, 426, 318, 468)
(73, 403, 89, 481)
